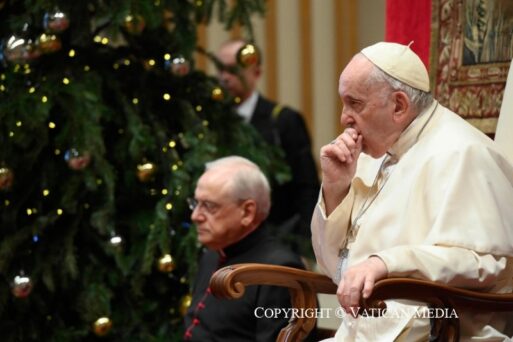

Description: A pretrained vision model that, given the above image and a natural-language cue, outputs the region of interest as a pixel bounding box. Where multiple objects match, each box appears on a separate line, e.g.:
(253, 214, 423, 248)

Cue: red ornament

(0, 167, 14, 191)
(43, 10, 70, 33)
(12, 274, 33, 298)
(65, 149, 91, 171)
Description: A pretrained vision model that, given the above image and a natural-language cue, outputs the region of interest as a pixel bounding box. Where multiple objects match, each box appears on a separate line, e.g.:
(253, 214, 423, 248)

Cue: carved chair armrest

(210, 263, 336, 341)
(365, 278, 513, 342)
(210, 263, 513, 342)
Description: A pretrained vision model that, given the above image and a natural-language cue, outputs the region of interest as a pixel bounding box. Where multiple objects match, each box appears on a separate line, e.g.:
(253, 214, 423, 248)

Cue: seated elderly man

(312, 41, 513, 341)
(183, 156, 304, 341)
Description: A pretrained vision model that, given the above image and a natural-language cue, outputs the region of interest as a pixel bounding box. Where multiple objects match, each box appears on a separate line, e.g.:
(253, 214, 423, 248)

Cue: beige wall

(197, 0, 385, 173)
(358, 0, 387, 50)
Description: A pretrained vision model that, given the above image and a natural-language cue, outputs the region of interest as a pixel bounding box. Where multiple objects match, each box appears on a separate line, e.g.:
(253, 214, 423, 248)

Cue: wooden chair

(210, 263, 513, 342)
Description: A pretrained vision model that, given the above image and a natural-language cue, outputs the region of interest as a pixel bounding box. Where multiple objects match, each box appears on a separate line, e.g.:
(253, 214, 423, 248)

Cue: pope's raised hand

(320, 128, 362, 214)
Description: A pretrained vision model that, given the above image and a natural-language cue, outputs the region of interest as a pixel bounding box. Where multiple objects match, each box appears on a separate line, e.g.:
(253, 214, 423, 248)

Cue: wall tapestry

(430, 0, 513, 133)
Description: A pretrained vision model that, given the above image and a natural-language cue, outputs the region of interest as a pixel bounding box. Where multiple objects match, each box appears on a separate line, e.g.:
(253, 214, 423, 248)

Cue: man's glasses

(216, 63, 243, 75)
(187, 198, 221, 215)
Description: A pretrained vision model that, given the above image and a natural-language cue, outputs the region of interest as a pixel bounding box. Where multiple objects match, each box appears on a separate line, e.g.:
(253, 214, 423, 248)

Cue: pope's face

(338, 55, 397, 158)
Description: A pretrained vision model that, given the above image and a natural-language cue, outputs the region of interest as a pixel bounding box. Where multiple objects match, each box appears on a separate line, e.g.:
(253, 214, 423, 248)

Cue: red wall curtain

(385, 0, 431, 68)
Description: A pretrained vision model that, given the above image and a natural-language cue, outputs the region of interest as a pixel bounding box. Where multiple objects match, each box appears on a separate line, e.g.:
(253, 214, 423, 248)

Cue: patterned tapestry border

(430, 0, 512, 133)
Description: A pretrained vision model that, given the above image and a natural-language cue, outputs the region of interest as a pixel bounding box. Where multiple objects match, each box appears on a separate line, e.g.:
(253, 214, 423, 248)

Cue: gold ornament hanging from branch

(136, 162, 157, 182)
(123, 15, 145, 35)
(236, 43, 260, 68)
(37, 33, 62, 54)
(157, 253, 176, 273)
(179, 293, 192, 317)
(92, 316, 112, 336)
(211, 86, 224, 101)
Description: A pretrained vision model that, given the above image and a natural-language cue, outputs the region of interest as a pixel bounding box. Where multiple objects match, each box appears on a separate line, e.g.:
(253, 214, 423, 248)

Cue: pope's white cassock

(312, 100, 513, 341)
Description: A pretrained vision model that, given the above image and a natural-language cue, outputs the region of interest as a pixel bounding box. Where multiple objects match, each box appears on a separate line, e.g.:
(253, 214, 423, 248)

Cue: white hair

(365, 59, 434, 113)
(205, 156, 271, 221)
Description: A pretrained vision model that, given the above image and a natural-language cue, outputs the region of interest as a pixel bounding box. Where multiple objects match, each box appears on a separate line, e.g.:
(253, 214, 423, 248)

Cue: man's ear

(240, 199, 257, 226)
(392, 91, 411, 124)
(250, 67, 261, 81)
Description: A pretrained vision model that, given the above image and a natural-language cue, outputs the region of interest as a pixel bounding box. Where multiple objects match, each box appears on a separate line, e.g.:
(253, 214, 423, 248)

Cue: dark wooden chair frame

(210, 263, 513, 342)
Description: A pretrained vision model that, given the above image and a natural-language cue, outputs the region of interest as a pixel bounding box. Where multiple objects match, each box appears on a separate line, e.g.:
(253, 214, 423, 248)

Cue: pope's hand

(320, 128, 362, 214)
(336, 256, 388, 316)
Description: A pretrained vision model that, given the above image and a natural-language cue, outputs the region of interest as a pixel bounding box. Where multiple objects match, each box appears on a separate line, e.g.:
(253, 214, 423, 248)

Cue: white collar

(236, 91, 259, 123)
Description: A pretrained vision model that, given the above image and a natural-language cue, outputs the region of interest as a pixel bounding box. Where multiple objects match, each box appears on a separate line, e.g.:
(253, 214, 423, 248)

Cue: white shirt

(236, 91, 259, 123)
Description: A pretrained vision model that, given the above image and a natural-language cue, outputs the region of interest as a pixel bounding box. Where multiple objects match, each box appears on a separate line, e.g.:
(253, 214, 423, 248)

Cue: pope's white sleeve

(311, 186, 354, 280)
(375, 245, 511, 290)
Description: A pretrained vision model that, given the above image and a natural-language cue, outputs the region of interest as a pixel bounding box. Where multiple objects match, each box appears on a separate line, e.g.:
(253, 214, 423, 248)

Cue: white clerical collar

(236, 91, 259, 123)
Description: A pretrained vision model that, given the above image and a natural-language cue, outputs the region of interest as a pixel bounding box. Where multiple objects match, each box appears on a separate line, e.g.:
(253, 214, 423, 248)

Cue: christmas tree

(0, 0, 289, 340)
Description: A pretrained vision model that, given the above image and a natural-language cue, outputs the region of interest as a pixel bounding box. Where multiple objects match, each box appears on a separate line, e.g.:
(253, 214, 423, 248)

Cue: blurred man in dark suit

(216, 39, 320, 255)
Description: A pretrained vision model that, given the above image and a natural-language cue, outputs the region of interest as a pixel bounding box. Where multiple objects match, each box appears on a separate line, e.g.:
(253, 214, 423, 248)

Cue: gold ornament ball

(142, 59, 155, 70)
(179, 293, 193, 317)
(157, 254, 176, 273)
(123, 15, 146, 35)
(37, 33, 62, 54)
(211, 87, 224, 101)
(92, 317, 112, 336)
(0, 167, 14, 191)
(236, 43, 260, 68)
(136, 162, 157, 182)
(12, 274, 33, 298)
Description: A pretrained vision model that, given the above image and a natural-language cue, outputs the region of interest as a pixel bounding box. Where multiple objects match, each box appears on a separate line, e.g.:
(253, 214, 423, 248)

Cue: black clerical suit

(183, 225, 304, 341)
(250, 95, 319, 251)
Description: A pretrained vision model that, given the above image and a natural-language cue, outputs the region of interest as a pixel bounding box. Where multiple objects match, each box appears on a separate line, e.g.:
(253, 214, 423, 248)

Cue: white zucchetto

(361, 42, 430, 92)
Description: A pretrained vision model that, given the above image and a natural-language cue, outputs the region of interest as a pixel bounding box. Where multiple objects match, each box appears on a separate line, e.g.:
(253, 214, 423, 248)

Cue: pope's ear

(392, 91, 410, 123)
